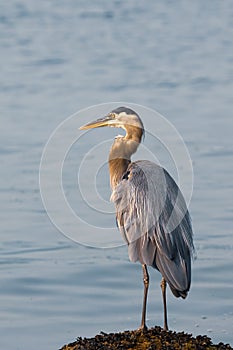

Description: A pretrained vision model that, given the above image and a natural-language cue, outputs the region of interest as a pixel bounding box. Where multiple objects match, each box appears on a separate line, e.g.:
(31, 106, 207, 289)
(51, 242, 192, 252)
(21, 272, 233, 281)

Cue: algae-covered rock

(59, 326, 232, 350)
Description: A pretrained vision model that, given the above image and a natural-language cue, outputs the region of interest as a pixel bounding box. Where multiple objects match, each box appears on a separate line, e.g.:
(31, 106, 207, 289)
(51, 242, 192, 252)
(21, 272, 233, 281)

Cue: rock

(59, 326, 232, 350)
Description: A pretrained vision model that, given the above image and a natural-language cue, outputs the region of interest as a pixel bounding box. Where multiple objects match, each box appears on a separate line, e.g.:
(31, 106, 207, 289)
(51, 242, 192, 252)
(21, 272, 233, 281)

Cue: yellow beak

(79, 115, 115, 130)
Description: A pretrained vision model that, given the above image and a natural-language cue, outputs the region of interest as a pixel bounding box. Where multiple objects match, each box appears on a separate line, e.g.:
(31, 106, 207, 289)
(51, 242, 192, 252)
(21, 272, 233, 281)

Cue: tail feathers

(170, 285, 188, 299)
(153, 250, 191, 298)
(127, 237, 191, 299)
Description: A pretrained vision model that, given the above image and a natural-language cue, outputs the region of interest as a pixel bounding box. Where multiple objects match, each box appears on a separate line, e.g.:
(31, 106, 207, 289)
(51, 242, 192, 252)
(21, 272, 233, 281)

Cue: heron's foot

(163, 324, 169, 331)
(137, 324, 148, 333)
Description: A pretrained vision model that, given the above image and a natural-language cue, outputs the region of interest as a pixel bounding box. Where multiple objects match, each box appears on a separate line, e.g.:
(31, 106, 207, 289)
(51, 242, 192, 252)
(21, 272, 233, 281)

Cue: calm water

(1, 1, 233, 349)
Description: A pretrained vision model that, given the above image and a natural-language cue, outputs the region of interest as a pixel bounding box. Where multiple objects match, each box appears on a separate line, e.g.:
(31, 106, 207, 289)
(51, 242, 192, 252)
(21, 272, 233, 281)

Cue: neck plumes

(108, 126, 143, 189)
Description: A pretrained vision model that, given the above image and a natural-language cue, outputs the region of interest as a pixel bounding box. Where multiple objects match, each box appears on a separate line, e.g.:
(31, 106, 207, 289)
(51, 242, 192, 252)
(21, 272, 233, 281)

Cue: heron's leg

(140, 264, 149, 331)
(160, 277, 168, 331)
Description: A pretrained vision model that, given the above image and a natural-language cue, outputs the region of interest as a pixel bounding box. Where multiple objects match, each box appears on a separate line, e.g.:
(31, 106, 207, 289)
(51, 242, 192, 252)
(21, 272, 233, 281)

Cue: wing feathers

(111, 160, 195, 297)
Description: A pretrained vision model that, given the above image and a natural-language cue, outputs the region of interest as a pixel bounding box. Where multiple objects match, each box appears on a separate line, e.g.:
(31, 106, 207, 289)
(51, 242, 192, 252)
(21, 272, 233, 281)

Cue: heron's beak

(79, 115, 115, 130)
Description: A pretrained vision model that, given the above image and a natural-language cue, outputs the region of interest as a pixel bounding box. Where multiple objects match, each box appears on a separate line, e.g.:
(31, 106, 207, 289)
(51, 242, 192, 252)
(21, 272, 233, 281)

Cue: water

(1, 1, 233, 349)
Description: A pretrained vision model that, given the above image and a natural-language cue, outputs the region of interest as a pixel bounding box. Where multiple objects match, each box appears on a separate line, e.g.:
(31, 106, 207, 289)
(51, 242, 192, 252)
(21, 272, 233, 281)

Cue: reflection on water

(1, 1, 233, 349)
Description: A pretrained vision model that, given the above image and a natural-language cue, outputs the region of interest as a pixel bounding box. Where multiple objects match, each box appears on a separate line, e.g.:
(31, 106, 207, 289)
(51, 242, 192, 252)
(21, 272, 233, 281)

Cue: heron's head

(80, 106, 144, 141)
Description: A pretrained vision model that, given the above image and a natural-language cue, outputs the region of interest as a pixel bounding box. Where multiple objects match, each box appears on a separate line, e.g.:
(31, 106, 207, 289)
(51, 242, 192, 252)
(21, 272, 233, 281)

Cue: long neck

(108, 156, 130, 189)
(108, 126, 142, 189)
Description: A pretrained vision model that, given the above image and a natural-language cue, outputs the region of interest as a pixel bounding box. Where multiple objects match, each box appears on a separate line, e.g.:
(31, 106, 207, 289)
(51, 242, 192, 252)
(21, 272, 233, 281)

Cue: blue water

(1, 1, 233, 349)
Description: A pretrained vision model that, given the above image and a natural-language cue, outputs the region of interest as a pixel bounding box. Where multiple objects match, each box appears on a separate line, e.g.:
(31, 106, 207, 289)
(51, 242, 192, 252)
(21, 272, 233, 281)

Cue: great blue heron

(80, 106, 195, 331)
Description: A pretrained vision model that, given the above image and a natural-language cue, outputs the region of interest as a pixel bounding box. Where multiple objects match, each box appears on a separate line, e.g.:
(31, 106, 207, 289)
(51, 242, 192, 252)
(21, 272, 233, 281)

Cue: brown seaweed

(60, 326, 232, 350)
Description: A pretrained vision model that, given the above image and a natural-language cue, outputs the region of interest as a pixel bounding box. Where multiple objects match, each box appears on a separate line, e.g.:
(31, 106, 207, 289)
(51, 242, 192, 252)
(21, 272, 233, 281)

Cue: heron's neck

(108, 137, 140, 189)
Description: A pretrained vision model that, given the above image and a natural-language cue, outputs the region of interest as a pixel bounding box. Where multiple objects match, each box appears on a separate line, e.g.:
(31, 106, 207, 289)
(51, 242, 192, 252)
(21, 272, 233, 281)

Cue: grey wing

(111, 160, 195, 298)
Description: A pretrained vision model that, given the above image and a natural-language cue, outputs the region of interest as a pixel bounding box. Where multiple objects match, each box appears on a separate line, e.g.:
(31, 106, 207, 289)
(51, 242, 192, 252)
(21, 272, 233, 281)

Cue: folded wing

(111, 160, 195, 298)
